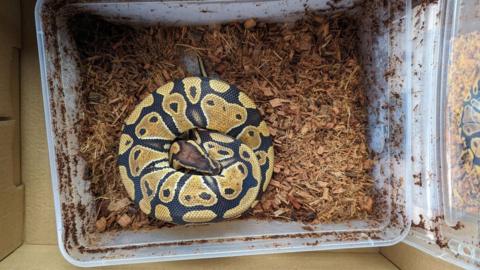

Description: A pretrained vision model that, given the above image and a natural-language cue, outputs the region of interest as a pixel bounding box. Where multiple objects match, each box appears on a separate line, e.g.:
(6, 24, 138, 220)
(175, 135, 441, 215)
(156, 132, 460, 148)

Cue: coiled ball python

(117, 77, 274, 224)
(460, 79, 480, 173)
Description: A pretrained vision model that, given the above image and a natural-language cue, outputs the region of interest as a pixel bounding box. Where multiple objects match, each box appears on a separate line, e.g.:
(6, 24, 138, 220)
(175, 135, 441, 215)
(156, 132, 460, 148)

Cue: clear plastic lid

(407, 0, 479, 269)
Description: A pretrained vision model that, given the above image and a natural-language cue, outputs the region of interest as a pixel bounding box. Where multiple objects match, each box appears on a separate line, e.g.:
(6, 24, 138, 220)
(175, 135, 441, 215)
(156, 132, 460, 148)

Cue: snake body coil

(118, 77, 274, 224)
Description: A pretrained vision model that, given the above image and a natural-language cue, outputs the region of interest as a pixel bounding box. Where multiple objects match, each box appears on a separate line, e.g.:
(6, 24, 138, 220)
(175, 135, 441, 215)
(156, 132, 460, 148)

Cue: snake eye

(207, 100, 215, 106)
(149, 116, 158, 123)
(235, 114, 242, 120)
(224, 188, 235, 195)
(139, 128, 146, 136)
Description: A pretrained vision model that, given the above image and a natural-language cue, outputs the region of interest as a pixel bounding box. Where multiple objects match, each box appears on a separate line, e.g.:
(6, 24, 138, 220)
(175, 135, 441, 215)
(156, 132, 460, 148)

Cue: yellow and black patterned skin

(117, 77, 274, 224)
(460, 80, 480, 171)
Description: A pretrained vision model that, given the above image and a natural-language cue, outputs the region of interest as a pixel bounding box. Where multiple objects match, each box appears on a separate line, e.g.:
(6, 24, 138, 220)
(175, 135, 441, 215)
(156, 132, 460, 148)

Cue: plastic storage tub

(405, 0, 479, 269)
(35, 0, 413, 267)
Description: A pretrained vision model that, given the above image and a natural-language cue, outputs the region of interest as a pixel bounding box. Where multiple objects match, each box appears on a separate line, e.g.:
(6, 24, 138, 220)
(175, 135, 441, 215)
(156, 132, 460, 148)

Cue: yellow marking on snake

(238, 92, 256, 109)
(190, 110, 203, 126)
(179, 176, 217, 207)
(238, 126, 262, 150)
(257, 121, 271, 136)
(139, 170, 173, 213)
(203, 141, 234, 161)
(183, 210, 217, 223)
(209, 132, 235, 143)
(239, 144, 261, 182)
(256, 151, 268, 166)
(182, 77, 202, 104)
(263, 146, 275, 192)
(139, 198, 152, 215)
(118, 134, 133, 155)
(217, 162, 247, 200)
(162, 93, 194, 132)
(125, 95, 154, 125)
(154, 161, 170, 169)
(209, 79, 230, 93)
(223, 187, 258, 219)
(156, 81, 174, 96)
(159, 172, 182, 203)
(135, 112, 175, 140)
(155, 204, 173, 222)
(201, 94, 247, 133)
(169, 143, 180, 155)
(129, 145, 168, 176)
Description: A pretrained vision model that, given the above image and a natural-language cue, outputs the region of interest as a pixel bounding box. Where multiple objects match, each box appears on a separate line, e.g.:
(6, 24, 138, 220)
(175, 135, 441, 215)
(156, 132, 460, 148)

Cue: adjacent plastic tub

(405, 0, 479, 269)
(35, 0, 413, 267)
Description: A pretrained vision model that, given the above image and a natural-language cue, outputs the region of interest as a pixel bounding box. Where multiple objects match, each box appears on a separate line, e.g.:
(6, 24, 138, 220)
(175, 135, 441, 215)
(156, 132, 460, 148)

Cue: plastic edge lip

(34, 0, 84, 267)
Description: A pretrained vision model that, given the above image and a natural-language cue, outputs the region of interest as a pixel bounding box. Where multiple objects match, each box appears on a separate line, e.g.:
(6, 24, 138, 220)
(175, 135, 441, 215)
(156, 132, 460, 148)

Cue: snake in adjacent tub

(117, 57, 274, 224)
(460, 79, 480, 172)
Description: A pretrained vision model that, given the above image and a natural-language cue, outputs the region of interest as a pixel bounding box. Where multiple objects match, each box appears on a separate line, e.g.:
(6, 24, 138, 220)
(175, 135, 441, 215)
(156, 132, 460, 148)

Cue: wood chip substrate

(70, 13, 376, 232)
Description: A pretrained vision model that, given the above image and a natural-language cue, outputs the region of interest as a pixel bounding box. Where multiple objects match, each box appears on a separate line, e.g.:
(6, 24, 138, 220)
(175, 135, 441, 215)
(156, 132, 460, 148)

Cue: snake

(117, 75, 274, 224)
(460, 79, 480, 172)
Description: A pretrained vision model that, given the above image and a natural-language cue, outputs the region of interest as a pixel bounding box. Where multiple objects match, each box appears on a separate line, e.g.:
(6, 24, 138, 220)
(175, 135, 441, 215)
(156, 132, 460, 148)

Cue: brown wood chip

(95, 217, 107, 232)
(107, 198, 131, 212)
(269, 98, 288, 108)
(244, 19, 257, 29)
(117, 214, 132, 228)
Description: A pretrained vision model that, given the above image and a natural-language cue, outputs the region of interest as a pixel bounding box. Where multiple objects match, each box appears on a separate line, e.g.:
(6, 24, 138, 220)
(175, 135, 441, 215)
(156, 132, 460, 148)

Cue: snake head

(169, 140, 222, 175)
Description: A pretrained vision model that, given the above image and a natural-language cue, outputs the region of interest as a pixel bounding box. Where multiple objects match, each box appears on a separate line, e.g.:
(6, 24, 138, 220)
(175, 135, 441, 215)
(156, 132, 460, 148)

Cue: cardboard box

(0, 0, 464, 269)
(0, 0, 20, 118)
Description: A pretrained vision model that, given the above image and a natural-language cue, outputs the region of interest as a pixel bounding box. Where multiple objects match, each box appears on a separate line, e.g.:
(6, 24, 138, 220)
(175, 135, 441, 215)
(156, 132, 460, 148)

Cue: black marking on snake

(169, 102, 179, 113)
(199, 192, 212, 200)
(189, 86, 198, 101)
(133, 149, 141, 160)
(149, 115, 158, 123)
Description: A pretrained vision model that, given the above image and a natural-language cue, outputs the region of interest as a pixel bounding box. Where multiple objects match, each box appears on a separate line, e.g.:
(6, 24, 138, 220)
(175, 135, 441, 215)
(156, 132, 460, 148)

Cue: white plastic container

(35, 0, 413, 267)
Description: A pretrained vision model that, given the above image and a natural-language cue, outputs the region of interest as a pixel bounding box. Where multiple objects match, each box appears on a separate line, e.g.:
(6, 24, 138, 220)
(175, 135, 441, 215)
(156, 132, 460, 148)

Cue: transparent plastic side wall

(405, 0, 479, 269)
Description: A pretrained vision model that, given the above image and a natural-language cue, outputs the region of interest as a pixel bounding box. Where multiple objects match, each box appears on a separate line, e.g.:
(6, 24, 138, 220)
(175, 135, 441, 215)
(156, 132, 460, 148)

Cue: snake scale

(117, 77, 274, 224)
